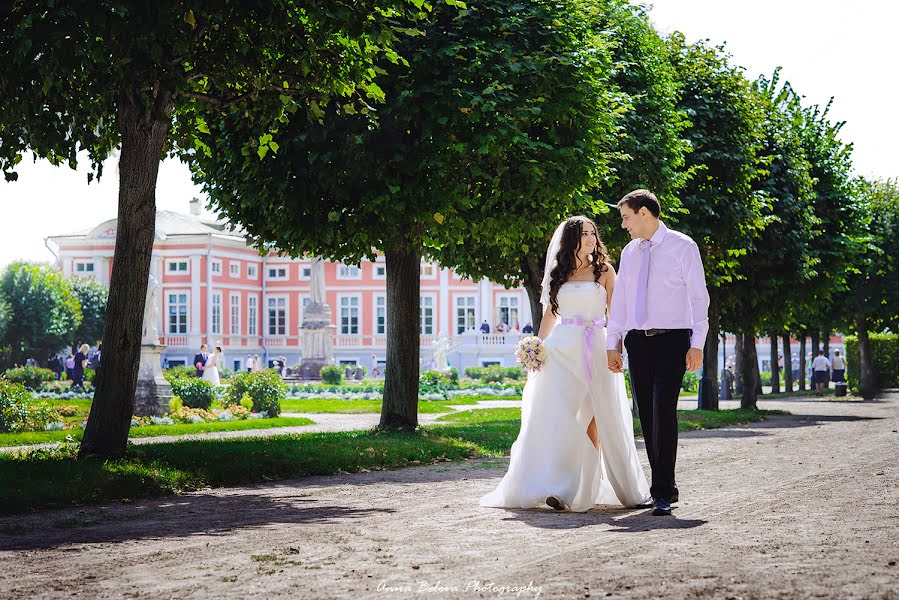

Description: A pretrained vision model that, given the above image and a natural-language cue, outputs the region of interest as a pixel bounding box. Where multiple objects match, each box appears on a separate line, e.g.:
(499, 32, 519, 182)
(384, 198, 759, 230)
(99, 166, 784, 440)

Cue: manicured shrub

(682, 371, 700, 392)
(168, 377, 217, 410)
(224, 370, 285, 417)
(163, 365, 197, 382)
(447, 366, 459, 385)
(465, 365, 521, 383)
(845, 333, 899, 392)
(0, 378, 56, 432)
(0, 378, 31, 432)
(55, 405, 79, 417)
(320, 365, 343, 385)
(420, 369, 452, 387)
(4, 366, 54, 390)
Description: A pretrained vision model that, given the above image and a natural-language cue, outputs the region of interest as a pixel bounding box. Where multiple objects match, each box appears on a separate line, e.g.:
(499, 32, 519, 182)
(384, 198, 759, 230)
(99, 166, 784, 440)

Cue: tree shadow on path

(682, 413, 883, 439)
(0, 492, 394, 552)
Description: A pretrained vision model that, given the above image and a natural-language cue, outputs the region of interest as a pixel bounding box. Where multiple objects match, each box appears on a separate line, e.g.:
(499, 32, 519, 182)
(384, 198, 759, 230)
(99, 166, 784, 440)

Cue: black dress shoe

(651, 497, 672, 516)
(546, 496, 567, 511)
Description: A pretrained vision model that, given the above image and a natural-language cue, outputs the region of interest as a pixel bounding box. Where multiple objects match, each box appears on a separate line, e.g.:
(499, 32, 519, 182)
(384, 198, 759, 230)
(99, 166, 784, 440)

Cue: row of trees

(0, 263, 107, 366)
(1, 0, 895, 456)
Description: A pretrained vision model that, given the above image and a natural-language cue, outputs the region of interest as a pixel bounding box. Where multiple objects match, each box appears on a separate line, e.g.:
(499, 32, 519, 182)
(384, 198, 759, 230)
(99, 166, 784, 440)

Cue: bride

(202, 346, 222, 386)
(480, 216, 651, 512)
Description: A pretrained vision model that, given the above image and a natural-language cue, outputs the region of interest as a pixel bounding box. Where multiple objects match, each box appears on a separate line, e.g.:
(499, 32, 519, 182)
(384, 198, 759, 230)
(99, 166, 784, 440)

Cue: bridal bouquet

(514, 336, 547, 372)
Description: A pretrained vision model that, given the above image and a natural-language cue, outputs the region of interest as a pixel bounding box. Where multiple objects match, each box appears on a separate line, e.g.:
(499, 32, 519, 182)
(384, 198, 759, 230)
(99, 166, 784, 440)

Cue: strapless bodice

(557, 281, 606, 321)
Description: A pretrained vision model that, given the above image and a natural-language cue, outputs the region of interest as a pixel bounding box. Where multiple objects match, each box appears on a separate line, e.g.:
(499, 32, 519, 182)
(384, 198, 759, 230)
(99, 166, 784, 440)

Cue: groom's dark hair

(618, 189, 661, 217)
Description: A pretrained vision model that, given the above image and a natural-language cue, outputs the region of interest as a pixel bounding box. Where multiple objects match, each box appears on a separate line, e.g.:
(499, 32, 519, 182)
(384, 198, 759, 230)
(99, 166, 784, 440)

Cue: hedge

(844, 333, 899, 391)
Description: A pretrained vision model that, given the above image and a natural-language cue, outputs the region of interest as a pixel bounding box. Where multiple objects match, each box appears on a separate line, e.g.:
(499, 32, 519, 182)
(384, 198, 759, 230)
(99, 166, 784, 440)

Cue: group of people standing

(479, 320, 534, 334)
(44, 342, 101, 391)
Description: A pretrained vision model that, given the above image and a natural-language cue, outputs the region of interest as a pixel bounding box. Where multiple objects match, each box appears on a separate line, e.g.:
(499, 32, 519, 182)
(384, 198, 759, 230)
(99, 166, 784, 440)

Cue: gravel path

(1, 393, 897, 599)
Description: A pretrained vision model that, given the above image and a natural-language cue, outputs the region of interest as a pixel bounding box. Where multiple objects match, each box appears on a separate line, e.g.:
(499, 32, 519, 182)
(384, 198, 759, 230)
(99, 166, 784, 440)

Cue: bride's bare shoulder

(600, 264, 617, 286)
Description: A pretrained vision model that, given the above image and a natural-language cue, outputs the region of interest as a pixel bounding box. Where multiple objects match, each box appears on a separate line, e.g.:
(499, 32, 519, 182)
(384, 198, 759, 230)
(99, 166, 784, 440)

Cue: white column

(190, 255, 202, 347)
(479, 278, 493, 328)
(439, 267, 450, 336)
(62, 257, 73, 277)
(96, 257, 110, 285)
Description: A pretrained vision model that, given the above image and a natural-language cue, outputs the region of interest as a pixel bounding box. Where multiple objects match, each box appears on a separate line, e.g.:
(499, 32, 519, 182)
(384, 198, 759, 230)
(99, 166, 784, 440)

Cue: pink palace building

(47, 199, 534, 372)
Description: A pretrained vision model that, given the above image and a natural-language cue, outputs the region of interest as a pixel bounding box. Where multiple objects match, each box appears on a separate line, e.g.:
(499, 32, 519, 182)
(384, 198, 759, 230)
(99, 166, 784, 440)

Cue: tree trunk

(855, 314, 877, 400)
(734, 333, 744, 396)
(769, 332, 780, 394)
(755, 338, 763, 397)
(782, 334, 793, 393)
(823, 329, 830, 357)
(699, 291, 720, 410)
(380, 245, 421, 431)
(798, 334, 807, 391)
(811, 331, 820, 359)
(741, 330, 759, 409)
(80, 87, 173, 457)
(520, 254, 544, 335)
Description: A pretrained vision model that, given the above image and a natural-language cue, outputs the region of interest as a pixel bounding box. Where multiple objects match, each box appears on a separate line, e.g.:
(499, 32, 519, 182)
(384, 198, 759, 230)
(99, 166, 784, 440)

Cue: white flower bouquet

(514, 336, 547, 372)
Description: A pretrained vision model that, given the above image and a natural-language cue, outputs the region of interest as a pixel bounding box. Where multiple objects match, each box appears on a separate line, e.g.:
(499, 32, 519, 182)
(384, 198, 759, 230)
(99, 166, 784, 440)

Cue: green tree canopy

(0, 0, 438, 456)
(665, 34, 768, 408)
(71, 277, 109, 348)
(0, 262, 82, 365)
(722, 74, 820, 407)
(842, 178, 899, 397)
(190, 0, 622, 429)
(435, 1, 690, 331)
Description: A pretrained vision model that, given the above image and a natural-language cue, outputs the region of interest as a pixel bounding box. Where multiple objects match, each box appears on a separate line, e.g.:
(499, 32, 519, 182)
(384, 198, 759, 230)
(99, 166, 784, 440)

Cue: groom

(606, 189, 710, 516)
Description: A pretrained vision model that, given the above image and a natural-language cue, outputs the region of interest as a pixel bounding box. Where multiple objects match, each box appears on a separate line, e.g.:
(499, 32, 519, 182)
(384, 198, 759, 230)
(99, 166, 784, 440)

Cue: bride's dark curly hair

(549, 216, 610, 317)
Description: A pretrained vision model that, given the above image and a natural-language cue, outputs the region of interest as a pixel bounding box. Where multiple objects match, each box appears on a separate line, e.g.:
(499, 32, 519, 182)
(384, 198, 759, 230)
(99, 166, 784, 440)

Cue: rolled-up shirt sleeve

(607, 254, 629, 351)
(685, 241, 710, 349)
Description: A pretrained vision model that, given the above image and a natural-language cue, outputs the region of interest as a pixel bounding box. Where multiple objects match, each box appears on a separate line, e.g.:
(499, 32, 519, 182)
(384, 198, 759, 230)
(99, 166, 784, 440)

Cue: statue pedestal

(134, 344, 172, 416)
(300, 301, 336, 380)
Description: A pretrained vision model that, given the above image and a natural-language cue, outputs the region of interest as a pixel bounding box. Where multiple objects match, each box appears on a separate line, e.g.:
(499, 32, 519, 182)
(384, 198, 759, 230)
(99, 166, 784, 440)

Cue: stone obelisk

(300, 257, 336, 379)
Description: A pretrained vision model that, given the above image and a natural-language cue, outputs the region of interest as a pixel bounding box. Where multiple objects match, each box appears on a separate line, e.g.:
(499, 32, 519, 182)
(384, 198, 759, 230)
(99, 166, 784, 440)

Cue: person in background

(831, 350, 846, 383)
(72, 344, 89, 391)
(812, 349, 832, 396)
(202, 346, 221, 386)
(252, 354, 261, 372)
(90, 342, 102, 370)
(65, 352, 75, 381)
(480, 320, 490, 334)
(48, 354, 63, 380)
(245, 355, 254, 373)
(522, 323, 534, 334)
(193, 344, 209, 377)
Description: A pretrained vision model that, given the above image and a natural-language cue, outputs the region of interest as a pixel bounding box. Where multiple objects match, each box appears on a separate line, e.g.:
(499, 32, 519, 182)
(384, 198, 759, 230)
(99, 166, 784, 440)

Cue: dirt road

(1, 393, 896, 599)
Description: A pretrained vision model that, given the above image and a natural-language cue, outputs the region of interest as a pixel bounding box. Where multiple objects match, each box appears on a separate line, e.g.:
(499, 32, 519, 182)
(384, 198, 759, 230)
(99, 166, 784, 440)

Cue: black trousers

(624, 329, 690, 500)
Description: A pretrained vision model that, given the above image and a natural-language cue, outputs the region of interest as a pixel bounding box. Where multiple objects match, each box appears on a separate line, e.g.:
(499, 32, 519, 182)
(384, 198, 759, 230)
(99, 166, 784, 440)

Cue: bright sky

(1, 0, 895, 269)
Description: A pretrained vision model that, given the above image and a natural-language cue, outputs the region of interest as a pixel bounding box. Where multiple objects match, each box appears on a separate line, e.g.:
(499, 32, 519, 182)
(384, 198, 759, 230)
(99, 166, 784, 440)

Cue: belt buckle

(645, 328, 662, 337)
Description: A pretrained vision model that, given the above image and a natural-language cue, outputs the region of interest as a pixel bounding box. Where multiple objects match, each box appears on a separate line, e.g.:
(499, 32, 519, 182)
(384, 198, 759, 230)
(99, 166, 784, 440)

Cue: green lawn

(0, 417, 315, 448)
(434, 406, 788, 437)
(0, 406, 787, 514)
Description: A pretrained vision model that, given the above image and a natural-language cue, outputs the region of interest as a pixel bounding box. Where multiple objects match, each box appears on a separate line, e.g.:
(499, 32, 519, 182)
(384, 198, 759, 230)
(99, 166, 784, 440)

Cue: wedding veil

(539, 220, 569, 312)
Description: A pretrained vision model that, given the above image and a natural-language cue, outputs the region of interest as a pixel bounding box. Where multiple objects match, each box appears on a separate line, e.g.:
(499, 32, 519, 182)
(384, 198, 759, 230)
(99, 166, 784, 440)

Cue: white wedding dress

(480, 281, 651, 512)
(202, 353, 221, 386)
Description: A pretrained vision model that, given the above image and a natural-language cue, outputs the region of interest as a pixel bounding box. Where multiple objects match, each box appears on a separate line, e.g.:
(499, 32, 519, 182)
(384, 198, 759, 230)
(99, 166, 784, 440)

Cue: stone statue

(310, 256, 327, 306)
(300, 255, 335, 378)
(432, 331, 451, 372)
(142, 273, 161, 345)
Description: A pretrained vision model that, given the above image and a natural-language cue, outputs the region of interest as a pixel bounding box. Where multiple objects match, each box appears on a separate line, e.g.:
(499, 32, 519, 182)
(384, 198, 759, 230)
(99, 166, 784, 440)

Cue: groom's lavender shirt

(607, 222, 710, 350)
